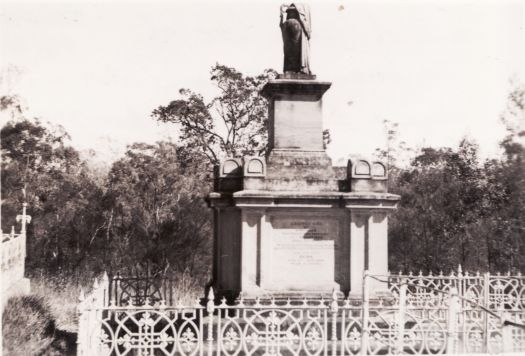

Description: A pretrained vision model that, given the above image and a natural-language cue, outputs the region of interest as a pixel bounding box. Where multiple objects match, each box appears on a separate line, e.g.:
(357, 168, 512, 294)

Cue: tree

(1, 117, 105, 276)
(102, 142, 213, 283)
(152, 64, 277, 165)
(481, 83, 525, 272)
(388, 138, 495, 273)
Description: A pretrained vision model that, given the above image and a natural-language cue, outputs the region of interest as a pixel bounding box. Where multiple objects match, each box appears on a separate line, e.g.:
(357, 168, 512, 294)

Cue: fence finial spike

(331, 288, 339, 312)
(238, 293, 245, 306)
(458, 264, 463, 275)
(206, 288, 215, 313)
(220, 297, 228, 307)
(102, 271, 109, 283)
(10, 226, 15, 236)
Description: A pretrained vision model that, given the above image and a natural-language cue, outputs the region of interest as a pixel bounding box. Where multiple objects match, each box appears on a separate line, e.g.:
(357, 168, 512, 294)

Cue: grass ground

(30, 274, 87, 333)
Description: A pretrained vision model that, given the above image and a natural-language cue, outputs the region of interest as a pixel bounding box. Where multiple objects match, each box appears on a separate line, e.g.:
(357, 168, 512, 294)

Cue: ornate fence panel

(387, 267, 525, 310)
(109, 272, 176, 307)
(385, 268, 525, 354)
(78, 270, 525, 356)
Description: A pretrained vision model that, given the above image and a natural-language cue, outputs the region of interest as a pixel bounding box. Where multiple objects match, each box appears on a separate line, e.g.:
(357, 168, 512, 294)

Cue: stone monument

(208, 4, 400, 300)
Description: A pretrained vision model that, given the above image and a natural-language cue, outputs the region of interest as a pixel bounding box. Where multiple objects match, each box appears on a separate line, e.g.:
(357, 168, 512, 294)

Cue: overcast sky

(1, 0, 524, 164)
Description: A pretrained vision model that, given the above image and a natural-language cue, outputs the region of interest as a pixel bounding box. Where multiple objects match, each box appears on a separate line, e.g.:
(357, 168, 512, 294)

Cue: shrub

(2, 295, 55, 355)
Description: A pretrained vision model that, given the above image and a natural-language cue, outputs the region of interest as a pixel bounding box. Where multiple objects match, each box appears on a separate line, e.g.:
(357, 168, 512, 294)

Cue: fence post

(77, 288, 86, 356)
(206, 288, 215, 356)
(395, 281, 407, 354)
(483, 272, 490, 353)
(446, 287, 460, 354)
(86, 277, 106, 354)
(102, 272, 109, 307)
(331, 288, 339, 356)
(501, 315, 513, 353)
(360, 270, 369, 356)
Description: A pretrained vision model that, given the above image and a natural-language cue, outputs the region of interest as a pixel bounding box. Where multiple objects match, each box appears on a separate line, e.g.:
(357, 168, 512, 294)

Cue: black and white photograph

(1, 1, 524, 355)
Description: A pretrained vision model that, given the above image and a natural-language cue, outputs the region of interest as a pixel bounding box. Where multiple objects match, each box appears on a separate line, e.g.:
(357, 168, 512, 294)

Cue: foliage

(388, 83, 525, 273)
(1, 106, 212, 284)
(152, 64, 278, 165)
(2, 295, 77, 355)
(388, 140, 491, 272)
(2, 295, 56, 355)
(102, 142, 213, 282)
(1, 117, 105, 275)
(480, 83, 525, 271)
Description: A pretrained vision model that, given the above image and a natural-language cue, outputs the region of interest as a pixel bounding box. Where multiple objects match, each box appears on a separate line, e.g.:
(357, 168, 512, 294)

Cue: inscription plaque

(270, 216, 339, 290)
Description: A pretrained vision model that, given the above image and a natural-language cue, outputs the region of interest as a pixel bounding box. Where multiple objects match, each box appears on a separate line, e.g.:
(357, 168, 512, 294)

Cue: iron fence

(77, 270, 525, 355)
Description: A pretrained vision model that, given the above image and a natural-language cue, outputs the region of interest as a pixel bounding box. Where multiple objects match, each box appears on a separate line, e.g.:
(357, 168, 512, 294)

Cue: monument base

(209, 190, 398, 301)
(208, 74, 400, 300)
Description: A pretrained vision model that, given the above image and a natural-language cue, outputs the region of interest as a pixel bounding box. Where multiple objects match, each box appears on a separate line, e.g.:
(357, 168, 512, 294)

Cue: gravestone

(208, 4, 399, 300)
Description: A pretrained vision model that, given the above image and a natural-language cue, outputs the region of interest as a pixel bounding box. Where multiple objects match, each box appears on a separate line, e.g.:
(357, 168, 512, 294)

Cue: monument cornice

(261, 79, 332, 99)
(208, 190, 400, 209)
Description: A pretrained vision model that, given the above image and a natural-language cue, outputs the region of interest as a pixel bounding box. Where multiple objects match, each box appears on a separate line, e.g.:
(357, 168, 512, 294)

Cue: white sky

(1, 0, 524, 164)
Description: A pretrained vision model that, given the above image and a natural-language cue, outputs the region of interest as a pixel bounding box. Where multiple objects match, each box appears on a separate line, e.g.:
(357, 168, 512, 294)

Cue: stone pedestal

(208, 79, 399, 301)
(262, 79, 331, 152)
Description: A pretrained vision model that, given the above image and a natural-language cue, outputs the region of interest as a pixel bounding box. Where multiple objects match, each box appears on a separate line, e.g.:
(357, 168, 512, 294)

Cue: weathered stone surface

(277, 72, 316, 80)
(208, 189, 399, 298)
(262, 79, 331, 152)
(208, 72, 400, 300)
(265, 212, 345, 291)
(264, 149, 338, 191)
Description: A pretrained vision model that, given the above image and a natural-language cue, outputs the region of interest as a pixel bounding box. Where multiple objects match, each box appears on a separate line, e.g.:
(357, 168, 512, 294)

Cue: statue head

(285, 4, 300, 20)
